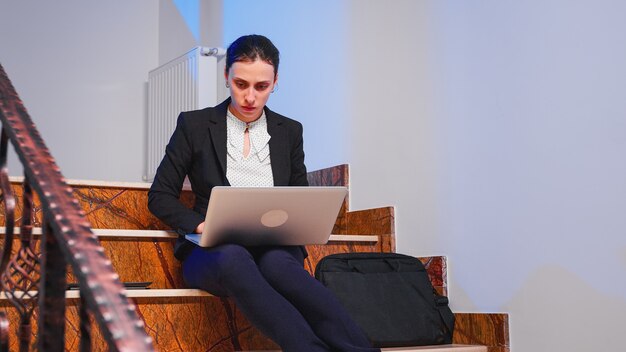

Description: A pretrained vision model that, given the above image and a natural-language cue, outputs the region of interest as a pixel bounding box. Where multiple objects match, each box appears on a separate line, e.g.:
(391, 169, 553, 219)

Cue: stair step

(0, 227, 379, 242)
(382, 345, 487, 351)
(2, 167, 507, 351)
(240, 346, 486, 352)
(0, 289, 212, 300)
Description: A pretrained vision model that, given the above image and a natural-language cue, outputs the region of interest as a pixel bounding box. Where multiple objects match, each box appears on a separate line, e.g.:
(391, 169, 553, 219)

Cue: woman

(148, 35, 378, 352)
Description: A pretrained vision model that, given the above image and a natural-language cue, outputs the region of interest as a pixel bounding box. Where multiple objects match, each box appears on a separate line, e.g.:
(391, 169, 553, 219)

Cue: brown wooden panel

(1, 296, 276, 352)
(68, 237, 184, 290)
(2, 302, 508, 351)
(307, 164, 350, 234)
(3, 179, 402, 289)
(130, 296, 276, 352)
(4, 174, 393, 242)
(452, 313, 510, 352)
(307, 164, 349, 189)
(2, 235, 444, 295)
(71, 186, 194, 231)
(0, 183, 191, 230)
(346, 207, 395, 252)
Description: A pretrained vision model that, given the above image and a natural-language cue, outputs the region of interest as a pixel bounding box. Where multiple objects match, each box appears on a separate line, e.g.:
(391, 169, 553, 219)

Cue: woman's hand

(195, 222, 205, 234)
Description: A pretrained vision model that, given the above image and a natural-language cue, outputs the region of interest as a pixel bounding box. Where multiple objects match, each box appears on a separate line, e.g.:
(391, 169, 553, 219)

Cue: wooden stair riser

(0, 234, 447, 295)
(1, 300, 507, 352)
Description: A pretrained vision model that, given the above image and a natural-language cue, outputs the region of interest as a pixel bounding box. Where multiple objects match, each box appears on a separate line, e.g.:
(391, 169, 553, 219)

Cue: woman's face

(225, 60, 277, 123)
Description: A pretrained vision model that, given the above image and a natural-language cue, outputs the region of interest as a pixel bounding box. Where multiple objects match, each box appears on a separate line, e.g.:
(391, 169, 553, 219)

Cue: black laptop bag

(314, 252, 455, 347)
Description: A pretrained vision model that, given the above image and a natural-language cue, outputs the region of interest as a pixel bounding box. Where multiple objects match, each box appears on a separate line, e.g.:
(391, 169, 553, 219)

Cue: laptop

(185, 186, 348, 247)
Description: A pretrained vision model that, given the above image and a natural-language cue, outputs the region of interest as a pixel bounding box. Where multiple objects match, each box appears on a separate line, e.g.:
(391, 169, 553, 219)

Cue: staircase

(1, 164, 509, 351)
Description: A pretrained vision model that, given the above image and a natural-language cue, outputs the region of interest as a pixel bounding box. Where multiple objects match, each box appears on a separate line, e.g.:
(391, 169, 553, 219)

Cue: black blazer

(148, 98, 309, 259)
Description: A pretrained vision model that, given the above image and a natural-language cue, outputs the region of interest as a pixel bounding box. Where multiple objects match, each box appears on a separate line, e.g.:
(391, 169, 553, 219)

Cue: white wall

(425, 2, 626, 351)
(0, 0, 225, 182)
(0, 1, 159, 182)
(223, 1, 626, 351)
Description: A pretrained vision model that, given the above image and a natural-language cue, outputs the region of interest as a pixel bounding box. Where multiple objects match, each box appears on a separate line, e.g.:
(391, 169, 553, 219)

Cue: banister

(0, 63, 153, 351)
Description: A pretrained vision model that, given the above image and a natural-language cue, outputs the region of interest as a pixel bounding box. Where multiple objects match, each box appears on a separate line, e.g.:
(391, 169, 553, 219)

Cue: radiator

(144, 46, 226, 181)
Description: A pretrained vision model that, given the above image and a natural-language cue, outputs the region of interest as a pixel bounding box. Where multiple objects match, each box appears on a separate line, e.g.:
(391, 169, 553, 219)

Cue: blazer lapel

(266, 108, 290, 186)
(208, 99, 230, 183)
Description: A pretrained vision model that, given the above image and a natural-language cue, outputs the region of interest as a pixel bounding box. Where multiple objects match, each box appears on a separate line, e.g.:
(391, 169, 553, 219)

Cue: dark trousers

(182, 244, 379, 352)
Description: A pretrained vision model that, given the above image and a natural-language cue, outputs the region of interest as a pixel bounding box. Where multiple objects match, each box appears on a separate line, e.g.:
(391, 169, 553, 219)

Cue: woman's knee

(183, 244, 255, 283)
(257, 247, 305, 283)
(211, 244, 256, 277)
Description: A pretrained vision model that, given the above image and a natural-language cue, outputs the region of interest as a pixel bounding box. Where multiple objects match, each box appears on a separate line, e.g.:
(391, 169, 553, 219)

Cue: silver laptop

(185, 186, 348, 247)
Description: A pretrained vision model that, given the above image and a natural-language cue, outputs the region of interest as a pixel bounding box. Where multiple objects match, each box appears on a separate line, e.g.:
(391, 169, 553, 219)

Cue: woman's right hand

(195, 222, 205, 234)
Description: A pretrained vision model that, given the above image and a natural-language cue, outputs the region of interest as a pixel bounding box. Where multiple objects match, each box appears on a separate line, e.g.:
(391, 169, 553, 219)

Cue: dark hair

(225, 35, 279, 77)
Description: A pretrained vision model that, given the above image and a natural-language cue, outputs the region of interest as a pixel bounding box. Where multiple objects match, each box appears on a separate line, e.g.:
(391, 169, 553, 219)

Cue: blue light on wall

(174, 0, 200, 41)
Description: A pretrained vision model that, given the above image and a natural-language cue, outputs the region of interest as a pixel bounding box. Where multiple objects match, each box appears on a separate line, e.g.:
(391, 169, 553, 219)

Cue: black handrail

(0, 63, 154, 351)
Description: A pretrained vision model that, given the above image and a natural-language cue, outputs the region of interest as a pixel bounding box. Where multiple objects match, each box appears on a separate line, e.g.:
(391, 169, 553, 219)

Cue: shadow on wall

(503, 265, 626, 352)
(446, 278, 480, 313)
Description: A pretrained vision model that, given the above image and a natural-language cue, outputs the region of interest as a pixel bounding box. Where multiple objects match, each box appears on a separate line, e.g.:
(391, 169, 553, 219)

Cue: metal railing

(0, 63, 154, 351)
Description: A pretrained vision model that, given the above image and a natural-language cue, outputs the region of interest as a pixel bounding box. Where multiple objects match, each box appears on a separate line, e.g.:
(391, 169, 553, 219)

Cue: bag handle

(383, 258, 401, 271)
(346, 258, 401, 273)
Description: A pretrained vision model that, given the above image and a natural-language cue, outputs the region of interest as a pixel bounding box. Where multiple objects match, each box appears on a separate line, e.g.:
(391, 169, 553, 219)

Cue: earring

(225, 82, 230, 88)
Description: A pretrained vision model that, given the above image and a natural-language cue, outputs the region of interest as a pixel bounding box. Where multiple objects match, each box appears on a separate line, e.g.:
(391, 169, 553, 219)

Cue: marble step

(0, 227, 379, 242)
(0, 227, 446, 295)
(242, 346, 486, 352)
(0, 289, 211, 300)
(1, 291, 504, 351)
(382, 345, 487, 351)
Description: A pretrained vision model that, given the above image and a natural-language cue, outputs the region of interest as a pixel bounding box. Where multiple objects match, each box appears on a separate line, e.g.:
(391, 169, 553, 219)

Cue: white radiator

(144, 46, 227, 181)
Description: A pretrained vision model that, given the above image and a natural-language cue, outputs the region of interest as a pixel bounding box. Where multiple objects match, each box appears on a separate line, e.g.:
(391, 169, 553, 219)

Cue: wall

(425, 2, 626, 350)
(0, 1, 159, 181)
(223, 1, 626, 351)
(159, 0, 223, 65)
